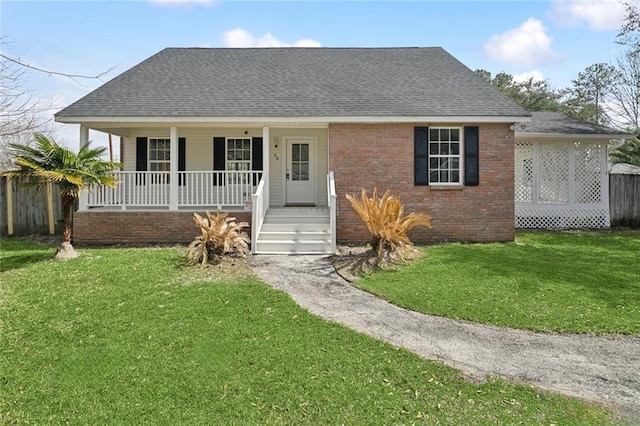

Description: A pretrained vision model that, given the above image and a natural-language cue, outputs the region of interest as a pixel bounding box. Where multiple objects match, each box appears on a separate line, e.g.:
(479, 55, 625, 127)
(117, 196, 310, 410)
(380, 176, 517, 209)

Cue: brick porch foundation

(73, 210, 252, 246)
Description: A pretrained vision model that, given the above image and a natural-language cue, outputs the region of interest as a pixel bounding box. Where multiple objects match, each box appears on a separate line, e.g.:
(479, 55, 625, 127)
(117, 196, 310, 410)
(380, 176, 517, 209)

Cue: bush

(186, 211, 250, 265)
(346, 188, 432, 267)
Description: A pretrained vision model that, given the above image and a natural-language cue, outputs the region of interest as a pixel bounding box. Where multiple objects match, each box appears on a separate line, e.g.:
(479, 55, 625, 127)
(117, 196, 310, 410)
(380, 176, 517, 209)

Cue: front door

(286, 138, 315, 205)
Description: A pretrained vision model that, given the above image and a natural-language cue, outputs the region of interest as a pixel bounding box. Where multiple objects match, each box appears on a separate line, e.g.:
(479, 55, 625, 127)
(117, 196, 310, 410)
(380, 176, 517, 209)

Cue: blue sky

(0, 0, 630, 157)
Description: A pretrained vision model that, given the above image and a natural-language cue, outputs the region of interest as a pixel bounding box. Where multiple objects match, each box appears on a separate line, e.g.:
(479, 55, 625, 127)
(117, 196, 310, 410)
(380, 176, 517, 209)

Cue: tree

(563, 63, 618, 125)
(4, 134, 119, 259)
(0, 49, 53, 169)
(610, 137, 640, 167)
(475, 69, 562, 112)
(0, 38, 114, 170)
(609, 49, 640, 129)
(617, 1, 640, 55)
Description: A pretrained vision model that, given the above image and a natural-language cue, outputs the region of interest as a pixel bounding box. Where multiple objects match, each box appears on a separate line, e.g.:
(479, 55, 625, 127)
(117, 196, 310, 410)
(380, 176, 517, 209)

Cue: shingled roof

(55, 47, 529, 120)
(515, 111, 629, 138)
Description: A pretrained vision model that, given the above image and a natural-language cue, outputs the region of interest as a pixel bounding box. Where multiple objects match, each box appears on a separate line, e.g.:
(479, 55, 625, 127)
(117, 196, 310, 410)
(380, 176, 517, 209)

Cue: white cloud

(485, 18, 560, 67)
(222, 28, 321, 48)
(549, 0, 626, 30)
(513, 70, 546, 84)
(148, 0, 215, 6)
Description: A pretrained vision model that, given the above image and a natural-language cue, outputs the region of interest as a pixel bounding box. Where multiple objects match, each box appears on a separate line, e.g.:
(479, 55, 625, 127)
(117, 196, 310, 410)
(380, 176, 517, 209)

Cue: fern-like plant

(346, 188, 432, 266)
(186, 211, 250, 265)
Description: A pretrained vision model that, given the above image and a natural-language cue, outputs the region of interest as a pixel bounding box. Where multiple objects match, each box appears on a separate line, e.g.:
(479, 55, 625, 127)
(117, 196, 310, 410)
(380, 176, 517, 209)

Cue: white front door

(286, 138, 315, 205)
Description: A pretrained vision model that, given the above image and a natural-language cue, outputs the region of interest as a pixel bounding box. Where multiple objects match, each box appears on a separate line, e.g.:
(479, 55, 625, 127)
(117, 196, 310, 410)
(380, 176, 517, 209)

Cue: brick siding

(73, 210, 251, 246)
(329, 122, 515, 244)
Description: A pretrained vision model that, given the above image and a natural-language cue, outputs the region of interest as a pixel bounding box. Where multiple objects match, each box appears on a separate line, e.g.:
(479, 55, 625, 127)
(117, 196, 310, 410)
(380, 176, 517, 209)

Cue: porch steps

(254, 209, 332, 254)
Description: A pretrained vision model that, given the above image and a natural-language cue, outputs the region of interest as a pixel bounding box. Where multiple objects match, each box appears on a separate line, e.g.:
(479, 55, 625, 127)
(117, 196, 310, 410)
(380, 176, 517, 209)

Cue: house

(514, 111, 629, 229)
(55, 47, 530, 253)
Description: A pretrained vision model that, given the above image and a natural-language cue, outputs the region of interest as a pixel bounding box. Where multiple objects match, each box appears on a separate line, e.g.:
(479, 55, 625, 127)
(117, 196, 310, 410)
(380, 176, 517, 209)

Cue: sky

(0, 0, 632, 160)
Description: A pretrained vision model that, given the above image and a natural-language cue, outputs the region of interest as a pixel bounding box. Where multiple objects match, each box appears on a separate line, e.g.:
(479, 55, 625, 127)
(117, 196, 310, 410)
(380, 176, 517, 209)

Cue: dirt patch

(177, 252, 254, 285)
(330, 245, 424, 282)
(330, 246, 377, 282)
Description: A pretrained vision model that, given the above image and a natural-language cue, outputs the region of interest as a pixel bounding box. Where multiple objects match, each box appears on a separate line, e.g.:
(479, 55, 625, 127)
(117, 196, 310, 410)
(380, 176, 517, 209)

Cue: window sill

(429, 184, 464, 191)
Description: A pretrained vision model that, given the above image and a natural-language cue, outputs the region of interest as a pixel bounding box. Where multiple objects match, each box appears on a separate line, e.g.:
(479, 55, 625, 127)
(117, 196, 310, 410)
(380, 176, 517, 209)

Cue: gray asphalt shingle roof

(516, 111, 627, 136)
(55, 47, 529, 119)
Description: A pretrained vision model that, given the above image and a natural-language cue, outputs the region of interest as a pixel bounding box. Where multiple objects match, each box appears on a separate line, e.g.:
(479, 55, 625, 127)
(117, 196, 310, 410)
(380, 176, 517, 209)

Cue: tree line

(475, 1, 640, 166)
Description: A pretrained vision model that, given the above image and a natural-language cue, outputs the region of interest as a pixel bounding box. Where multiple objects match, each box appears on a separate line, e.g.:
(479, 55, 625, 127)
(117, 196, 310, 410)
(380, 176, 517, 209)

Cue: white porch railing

(327, 171, 337, 254)
(85, 171, 262, 210)
(251, 172, 269, 255)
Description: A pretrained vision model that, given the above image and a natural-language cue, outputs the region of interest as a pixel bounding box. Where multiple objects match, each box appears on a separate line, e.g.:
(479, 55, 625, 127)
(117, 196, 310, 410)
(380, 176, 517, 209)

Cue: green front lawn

(0, 238, 618, 424)
(358, 230, 640, 335)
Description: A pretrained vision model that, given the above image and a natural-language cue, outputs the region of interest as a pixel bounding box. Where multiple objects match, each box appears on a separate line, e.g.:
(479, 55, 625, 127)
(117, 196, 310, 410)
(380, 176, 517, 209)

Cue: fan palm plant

(346, 188, 432, 267)
(186, 211, 250, 265)
(4, 133, 119, 259)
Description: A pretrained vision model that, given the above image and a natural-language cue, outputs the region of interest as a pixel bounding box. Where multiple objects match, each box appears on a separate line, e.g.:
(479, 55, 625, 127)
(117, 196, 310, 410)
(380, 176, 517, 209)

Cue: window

(226, 138, 251, 171)
(149, 138, 171, 171)
(429, 128, 462, 184)
(227, 137, 251, 184)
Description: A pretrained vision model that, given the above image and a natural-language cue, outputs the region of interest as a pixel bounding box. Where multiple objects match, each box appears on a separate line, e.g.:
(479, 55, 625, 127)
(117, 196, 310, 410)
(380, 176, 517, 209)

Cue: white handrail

(251, 171, 268, 254)
(327, 171, 337, 254)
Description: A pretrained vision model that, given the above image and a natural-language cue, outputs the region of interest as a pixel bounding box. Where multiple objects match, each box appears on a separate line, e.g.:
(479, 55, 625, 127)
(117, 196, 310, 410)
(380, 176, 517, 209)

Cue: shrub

(346, 188, 432, 267)
(186, 211, 250, 265)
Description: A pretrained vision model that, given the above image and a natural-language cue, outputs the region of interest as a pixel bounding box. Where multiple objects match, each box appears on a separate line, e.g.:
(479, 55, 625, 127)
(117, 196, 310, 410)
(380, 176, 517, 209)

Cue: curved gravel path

(250, 254, 640, 421)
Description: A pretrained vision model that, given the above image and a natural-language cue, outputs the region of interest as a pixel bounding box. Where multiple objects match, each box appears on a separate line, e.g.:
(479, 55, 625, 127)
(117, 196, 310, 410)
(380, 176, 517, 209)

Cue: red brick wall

(73, 210, 252, 246)
(329, 123, 515, 244)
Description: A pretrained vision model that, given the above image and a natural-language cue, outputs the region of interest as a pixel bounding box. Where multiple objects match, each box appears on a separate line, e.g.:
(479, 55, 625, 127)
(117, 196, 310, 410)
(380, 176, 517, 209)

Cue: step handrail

(327, 171, 337, 254)
(251, 171, 268, 254)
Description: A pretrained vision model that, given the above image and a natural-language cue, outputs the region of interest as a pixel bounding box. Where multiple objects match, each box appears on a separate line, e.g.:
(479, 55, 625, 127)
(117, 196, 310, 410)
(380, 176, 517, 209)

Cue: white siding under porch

(515, 139, 610, 229)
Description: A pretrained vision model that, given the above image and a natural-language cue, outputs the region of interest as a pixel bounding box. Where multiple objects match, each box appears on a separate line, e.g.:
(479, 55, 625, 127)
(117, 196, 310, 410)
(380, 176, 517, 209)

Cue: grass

(0, 238, 621, 424)
(356, 230, 640, 335)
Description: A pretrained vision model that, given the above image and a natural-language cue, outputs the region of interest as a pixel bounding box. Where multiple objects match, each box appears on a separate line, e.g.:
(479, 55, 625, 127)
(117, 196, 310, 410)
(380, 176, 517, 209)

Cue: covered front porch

(75, 123, 336, 254)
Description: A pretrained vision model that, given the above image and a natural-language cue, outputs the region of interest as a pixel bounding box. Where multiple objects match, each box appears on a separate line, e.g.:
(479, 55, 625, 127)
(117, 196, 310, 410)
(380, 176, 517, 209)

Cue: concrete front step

(258, 230, 331, 241)
(255, 209, 333, 254)
(261, 221, 330, 231)
(254, 239, 332, 254)
(262, 215, 329, 225)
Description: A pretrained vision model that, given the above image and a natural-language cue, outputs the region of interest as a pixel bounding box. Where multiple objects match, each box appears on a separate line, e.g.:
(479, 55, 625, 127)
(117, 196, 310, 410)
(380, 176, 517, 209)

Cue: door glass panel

(292, 144, 300, 162)
(290, 143, 310, 182)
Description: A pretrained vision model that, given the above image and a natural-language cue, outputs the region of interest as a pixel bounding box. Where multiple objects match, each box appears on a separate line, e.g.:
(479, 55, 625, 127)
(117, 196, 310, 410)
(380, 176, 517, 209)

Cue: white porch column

(169, 126, 179, 210)
(262, 126, 270, 207)
(79, 125, 89, 149)
(78, 125, 90, 210)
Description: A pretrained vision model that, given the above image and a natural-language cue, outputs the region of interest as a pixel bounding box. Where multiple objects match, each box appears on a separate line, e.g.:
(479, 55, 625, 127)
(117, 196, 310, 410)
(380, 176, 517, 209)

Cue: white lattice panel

(516, 206, 610, 229)
(539, 144, 569, 203)
(515, 142, 533, 203)
(514, 140, 609, 229)
(575, 142, 603, 204)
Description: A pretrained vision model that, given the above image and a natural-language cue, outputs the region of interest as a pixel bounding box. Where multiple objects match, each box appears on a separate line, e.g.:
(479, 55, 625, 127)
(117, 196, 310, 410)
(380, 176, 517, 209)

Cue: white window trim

(428, 127, 464, 186)
(225, 137, 252, 171)
(148, 136, 171, 172)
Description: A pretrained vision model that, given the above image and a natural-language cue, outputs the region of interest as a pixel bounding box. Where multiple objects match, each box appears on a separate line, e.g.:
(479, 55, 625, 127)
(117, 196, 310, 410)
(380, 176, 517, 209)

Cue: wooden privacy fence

(609, 174, 640, 228)
(0, 176, 63, 236)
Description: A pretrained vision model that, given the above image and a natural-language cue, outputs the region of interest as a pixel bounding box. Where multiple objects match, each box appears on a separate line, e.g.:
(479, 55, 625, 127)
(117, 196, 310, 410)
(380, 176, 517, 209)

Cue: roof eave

(516, 132, 631, 140)
(55, 114, 533, 125)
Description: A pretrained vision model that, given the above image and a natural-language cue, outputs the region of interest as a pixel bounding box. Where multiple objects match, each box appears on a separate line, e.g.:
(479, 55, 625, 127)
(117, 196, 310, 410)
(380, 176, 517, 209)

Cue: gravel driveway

(251, 254, 640, 422)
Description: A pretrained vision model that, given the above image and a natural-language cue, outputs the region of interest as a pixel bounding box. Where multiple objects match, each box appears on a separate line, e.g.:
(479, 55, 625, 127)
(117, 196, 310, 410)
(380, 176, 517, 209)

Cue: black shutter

(135, 137, 148, 185)
(178, 137, 186, 186)
(252, 137, 263, 185)
(464, 126, 479, 186)
(414, 127, 429, 186)
(213, 137, 226, 186)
